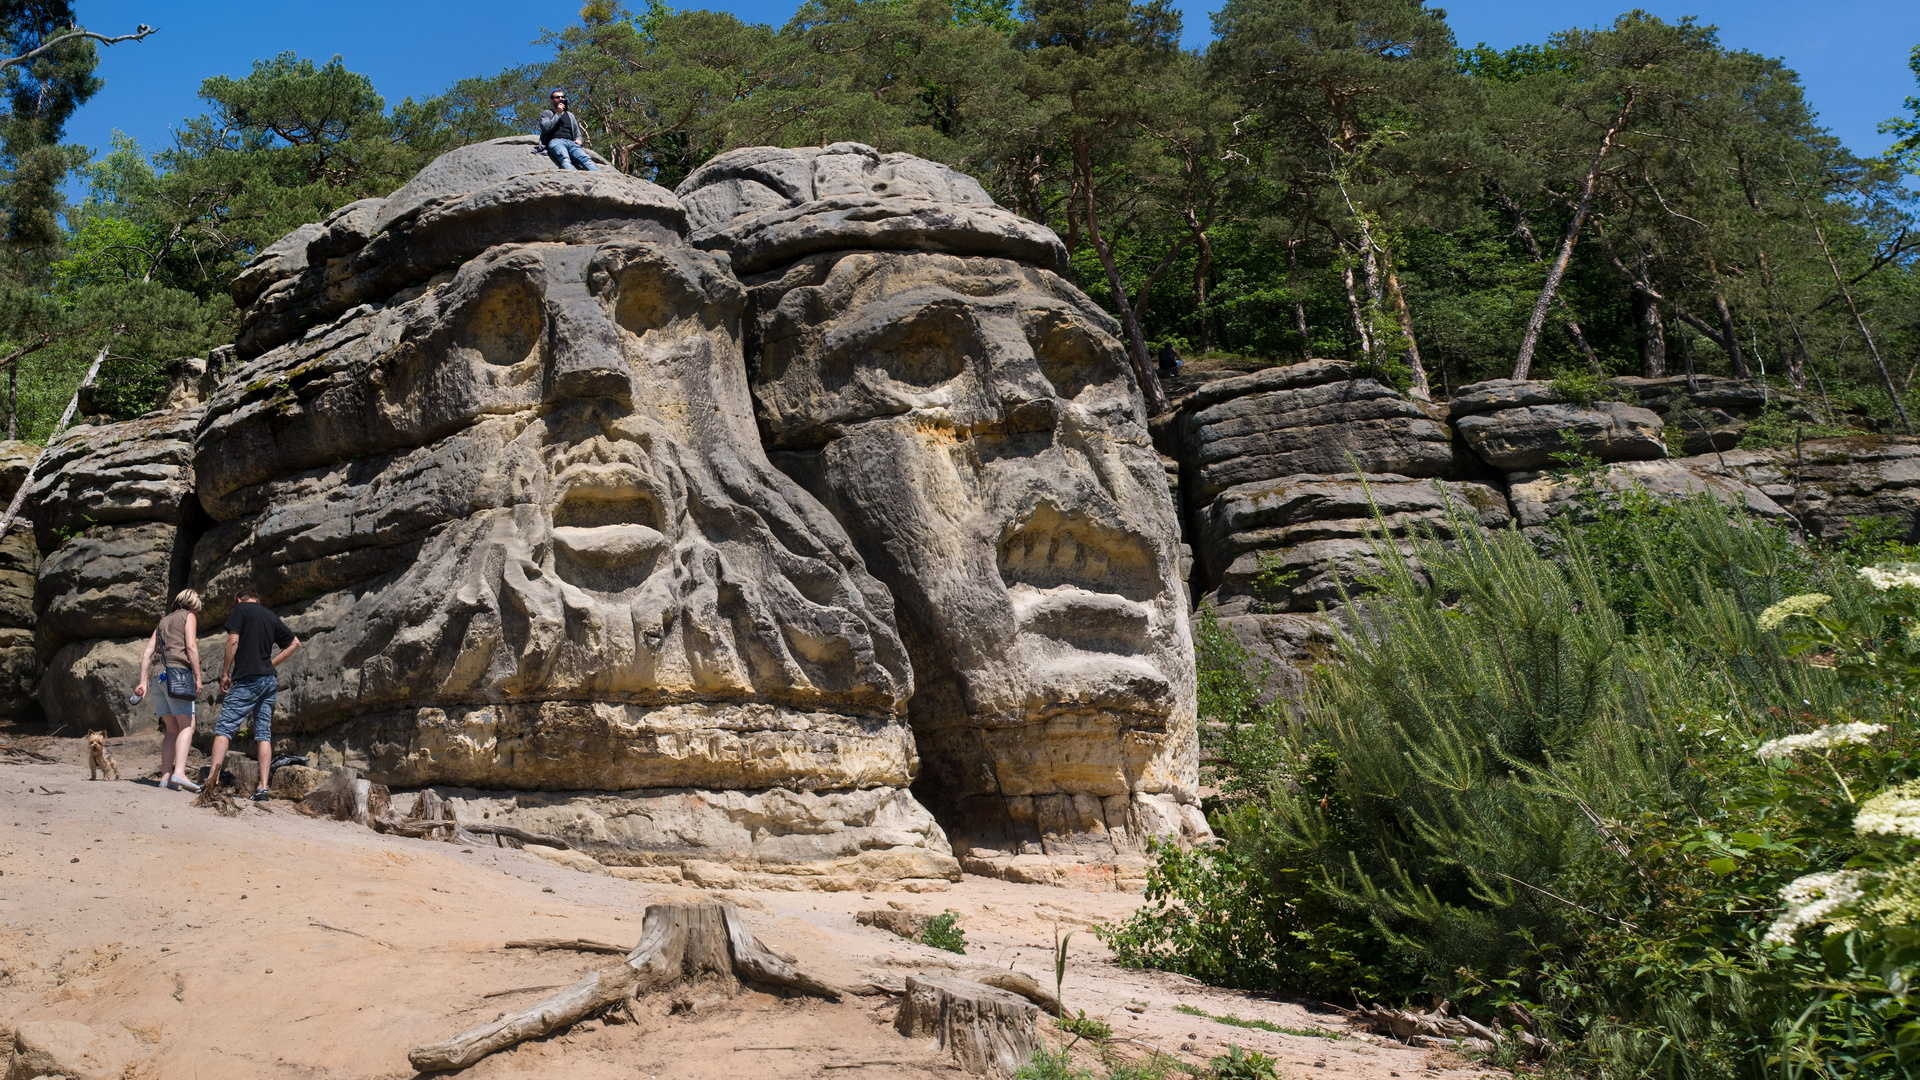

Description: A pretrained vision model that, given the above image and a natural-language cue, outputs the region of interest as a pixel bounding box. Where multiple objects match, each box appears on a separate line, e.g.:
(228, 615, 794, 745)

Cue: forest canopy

(1, 0, 1916, 440)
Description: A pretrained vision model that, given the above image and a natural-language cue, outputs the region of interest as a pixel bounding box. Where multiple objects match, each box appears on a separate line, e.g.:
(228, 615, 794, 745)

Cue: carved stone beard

(745, 250, 1200, 862)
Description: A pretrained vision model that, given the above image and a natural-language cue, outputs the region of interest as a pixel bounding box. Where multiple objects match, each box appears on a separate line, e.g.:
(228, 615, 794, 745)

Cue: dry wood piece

(894, 974, 1039, 1078)
(504, 938, 631, 955)
(300, 766, 360, 820)
(410, 964, 639, 1073)
(409, 902, 842, 1073)
(962, 968, 1059, 1017)
(1345, 1001, 1545, 1056)
(462, 822, 571, 850)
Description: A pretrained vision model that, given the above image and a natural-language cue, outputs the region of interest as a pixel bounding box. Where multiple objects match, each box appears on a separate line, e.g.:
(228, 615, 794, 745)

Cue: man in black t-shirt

(210, 590, 301, 800)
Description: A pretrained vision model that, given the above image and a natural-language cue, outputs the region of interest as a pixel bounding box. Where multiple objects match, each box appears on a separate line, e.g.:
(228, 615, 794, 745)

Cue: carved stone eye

(1026, 310, 1123, 402)
(450, 275, 543, 367)
(838, 299, 973, 388)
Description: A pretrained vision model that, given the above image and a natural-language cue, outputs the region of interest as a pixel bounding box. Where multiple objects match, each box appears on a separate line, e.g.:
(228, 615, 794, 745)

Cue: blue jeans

(547, 139, 595, 171)
(216, 674, 276, 743)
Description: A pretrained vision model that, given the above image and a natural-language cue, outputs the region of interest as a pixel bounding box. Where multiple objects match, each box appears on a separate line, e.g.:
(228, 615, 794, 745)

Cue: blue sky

(65, 0, 1920, 176)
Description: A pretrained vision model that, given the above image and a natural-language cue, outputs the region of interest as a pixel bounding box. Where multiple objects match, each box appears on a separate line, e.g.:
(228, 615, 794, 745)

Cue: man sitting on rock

(207, 590, 300, 801)
(537, 89, 596, 171)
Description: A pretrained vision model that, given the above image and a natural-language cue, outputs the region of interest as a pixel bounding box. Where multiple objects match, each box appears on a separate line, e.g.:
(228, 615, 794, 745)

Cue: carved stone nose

(545, 298, 632, 403)
(541, 246, 631, 404)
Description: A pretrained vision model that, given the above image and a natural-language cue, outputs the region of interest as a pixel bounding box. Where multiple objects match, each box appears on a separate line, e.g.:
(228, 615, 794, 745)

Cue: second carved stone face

(743, 249, 1199, 857)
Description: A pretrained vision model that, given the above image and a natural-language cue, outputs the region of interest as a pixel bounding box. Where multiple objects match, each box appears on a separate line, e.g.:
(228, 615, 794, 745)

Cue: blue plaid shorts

(215, 675, 276, 742)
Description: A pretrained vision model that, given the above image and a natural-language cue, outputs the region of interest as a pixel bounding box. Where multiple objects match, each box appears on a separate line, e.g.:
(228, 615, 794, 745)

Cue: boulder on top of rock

(1454, 399, 1666, 472)
(28, 408, 200, 542)
(678, 142, 1065, 274)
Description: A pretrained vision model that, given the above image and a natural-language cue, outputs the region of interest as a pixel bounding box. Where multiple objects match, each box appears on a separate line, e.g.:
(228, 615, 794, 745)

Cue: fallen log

(462, 822, 571, 850)
(505, 938, 631, 955)
(409, 902, 841, 1073)
(962, 968, 1060, 1016)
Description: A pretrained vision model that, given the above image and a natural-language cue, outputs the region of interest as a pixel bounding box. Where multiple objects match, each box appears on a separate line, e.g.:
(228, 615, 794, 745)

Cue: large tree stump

(408, 902, 841, 1073)
(894, 975, 1040, 1078)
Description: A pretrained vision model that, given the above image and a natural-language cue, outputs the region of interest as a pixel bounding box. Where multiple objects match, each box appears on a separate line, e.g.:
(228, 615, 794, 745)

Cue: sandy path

(0, 733, 1496, 1079)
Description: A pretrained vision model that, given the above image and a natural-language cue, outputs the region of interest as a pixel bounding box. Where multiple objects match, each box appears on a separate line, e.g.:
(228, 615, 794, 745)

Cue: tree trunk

(1341, 257, 1372, 361)
(1073, 129, 1167, 414)
(1381, 258, 1430, 401)
(1499, 191, 1603, 376)
(1512, 91, 1636, 380)
(1705, 255, 1749, 377)
(1635, 289, 1666, 378)
(1287, 240, 1310, 359)
(1788, 169, 1912, 434)
(6, 364, 14, 441)
(1680, 324, 1698, 393)
(1190, 210, 1214, 353)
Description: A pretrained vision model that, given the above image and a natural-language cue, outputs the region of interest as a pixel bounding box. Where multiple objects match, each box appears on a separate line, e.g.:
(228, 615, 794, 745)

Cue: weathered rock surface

(1675, 436, 1920, 542)
(1199, 473, 1510, 614)
(1507, 459, 1789, 530)
(1178, 363, 1457, 503)
(1449, 380, 1666, 472)
(434, 785, 960, 890)
(681, 143, 1202, 876)
(6, 1018, 140, 1080)
(1609, 374, 1806, 455)
(0, 441, 38, 720)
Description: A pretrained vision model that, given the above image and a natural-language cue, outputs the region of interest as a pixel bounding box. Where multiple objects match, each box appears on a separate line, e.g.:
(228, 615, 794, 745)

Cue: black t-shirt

(226, 602, 295, 681)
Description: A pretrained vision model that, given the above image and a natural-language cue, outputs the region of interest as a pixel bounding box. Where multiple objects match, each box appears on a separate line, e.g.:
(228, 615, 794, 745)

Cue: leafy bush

(918, 910, 967, 954)
(1206, 1045, 1277, 1080)
(1055, 1011, 1114, 1040)
(1110, 487, 1920, 1077)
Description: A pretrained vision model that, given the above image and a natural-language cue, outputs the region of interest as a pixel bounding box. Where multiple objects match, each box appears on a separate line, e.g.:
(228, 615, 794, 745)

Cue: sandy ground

(0, 729, 1501, 1080)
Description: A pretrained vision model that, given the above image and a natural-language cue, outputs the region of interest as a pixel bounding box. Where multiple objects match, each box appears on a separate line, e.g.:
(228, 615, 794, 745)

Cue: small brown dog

(86, 729, 119, 781)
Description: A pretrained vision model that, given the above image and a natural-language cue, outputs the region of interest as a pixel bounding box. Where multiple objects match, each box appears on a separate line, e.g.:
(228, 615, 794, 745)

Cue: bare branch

(0, 24, 157, 73)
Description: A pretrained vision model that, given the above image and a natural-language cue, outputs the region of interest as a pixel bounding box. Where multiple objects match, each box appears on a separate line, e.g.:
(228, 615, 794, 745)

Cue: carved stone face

(195, 210, 915, 796)
(743, 249, 1199, 857)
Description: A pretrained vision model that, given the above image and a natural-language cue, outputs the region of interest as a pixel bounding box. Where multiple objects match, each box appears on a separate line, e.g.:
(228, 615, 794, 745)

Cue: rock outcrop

(0, 441, 38, 722)
(1448, 379, 1667, 472)
(1677, 436, 1920, 541)
(29, 407, 204, 735)
(678, 143, 1205, 886)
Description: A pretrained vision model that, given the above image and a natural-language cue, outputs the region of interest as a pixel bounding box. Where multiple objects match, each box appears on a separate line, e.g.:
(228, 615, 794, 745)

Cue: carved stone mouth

(997, 503, 1160, 604)
(1009, 584, 1150, 644)
(552, 524, 666, 567)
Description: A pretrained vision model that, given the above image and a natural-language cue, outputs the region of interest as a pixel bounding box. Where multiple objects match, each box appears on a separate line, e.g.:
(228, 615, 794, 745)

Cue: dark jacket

(538, 108, 587, 147)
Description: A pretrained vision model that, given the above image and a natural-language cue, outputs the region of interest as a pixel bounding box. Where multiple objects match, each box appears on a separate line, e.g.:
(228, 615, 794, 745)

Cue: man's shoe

(250, 789, 271, 802)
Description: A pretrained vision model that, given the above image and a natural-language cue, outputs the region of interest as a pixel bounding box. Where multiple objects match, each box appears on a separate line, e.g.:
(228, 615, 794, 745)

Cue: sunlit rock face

(678, 143, 1206, 886)
(185, 138, 952, 886)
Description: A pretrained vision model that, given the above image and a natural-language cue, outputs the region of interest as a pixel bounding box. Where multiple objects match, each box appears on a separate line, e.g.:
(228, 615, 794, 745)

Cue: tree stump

(408, 902, 842, 1073)
(894, 975, 1040, 1078)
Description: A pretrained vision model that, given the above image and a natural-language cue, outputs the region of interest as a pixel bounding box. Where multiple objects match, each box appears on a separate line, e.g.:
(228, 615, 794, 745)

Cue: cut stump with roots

(894, 974, 1040, 1079)
(408, 902, 841, 1073)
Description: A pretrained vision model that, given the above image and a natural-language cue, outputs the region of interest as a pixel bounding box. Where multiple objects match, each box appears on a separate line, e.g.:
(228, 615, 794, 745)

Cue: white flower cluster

(1856, 780, 1920, 839)
(1757, 593, 1832, 631)
(1754, 722, 1888, 762)
(1859, 563, 1920, 591)
(1763, 869, 1866, 945)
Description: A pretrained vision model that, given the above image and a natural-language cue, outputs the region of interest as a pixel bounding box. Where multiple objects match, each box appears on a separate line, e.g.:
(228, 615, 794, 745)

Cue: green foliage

(1055, 1011, 1113, 1040)
(1734, 404, 1863, 450)
(1190, 605, 1288, 800)
(1549, 367, 1606, 405)
(918, 910, 967, 954)
(1205, 1045, 1277, 1080)
(1116, 488, 1920, 1076)
(1172, 1004, 1342, 1039)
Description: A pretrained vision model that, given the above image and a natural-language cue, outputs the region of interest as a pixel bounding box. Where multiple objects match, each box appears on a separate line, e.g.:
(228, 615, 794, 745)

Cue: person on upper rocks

(537, 89, 596, 171)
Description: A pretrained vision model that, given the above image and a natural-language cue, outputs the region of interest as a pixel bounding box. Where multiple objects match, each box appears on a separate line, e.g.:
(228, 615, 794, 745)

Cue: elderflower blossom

(1754, 722, 1887, 762)
(1859, 563, 1920, 591)
(1763, 869, 1866, 945)
(1757, 593, 1832, 631)
(1856, 780, 1920, 838)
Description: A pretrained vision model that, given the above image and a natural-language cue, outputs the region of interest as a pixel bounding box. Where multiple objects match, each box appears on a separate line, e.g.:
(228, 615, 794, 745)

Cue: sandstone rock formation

(1449, 378, 1666, 472)
(1677, 436, 1920, 541)
(0, 441, 38, 722)
(678, 143, 1205, 886)
(30, 407, 205, 735)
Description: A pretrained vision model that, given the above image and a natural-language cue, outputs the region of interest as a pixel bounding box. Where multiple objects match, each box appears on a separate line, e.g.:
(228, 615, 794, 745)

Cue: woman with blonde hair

(133, 589, 205, 791)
